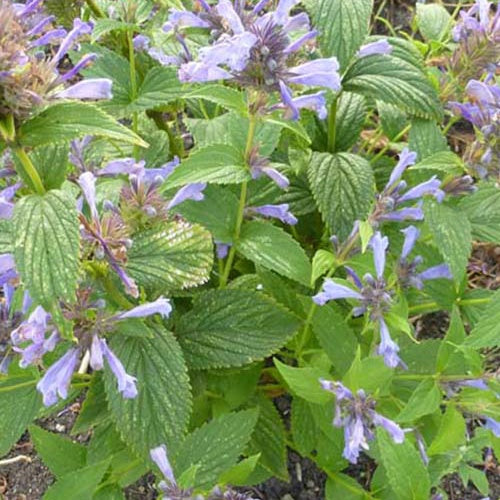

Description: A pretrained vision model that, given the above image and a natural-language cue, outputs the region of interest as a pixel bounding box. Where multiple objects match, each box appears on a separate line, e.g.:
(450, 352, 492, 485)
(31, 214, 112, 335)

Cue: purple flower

(250, 160, 290, 190)
(52, 18, 93, 64)
(321, 380, 406, 464)
(215, 241, 231, 259)
(378, 317, 405, 369)
(133, 34, 150, 51)
(397, 226, 453, 289)
(0, 254, 18, 286)
(313, 280, 363, 306)
(357, 39, 393, 57)
(374, 149, 445, 224)
(167, 183, 207, 210)
(36, 348, 80, 406)
(99, 339, 137, 399)
(115, 297, 172, 320)
(54, 79, 113, 100)
(370, 232, 388, 280)
(249, 204, 297, 225)
(484, 417, 500, 437)
(78, 171, 99, 220)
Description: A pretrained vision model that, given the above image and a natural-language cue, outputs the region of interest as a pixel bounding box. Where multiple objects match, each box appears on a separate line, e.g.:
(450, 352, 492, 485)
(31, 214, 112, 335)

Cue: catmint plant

(0, 0, 498, 498)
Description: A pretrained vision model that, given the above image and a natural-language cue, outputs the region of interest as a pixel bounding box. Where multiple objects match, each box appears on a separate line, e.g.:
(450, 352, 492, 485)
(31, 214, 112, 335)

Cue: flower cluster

(149, 0, 342, 120)
(451, 79, 499, 178)
(0, 0, 112, 123)
(320, 380, 406, 464)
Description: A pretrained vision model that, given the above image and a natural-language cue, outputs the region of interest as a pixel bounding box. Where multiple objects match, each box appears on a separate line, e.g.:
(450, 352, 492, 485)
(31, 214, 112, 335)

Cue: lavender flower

(371, 148, 445, 224)
(150, 444, 200, 500)
(484, 417, 500, 437)
(357, 39, 393, 58)
(98, 339, 137, 398)
(320, 380, 406, 463)
(167, 182, 207, 210)
(397, 226, 453, 289)
(114, 296, 172, 320)
(248, 203, 298, 225)
(159, 0, 341, 119)
(0, 3, 112, 121)
(249, 150, 290, 189)
(0, 182, 20, 219)
(314, 232, 405, 369)
(215, 241, 231, 259)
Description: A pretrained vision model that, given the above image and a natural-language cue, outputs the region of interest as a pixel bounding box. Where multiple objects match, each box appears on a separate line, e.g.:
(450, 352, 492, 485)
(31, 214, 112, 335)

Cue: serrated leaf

(13, 190, 80, 307)
(428, 405, 466, 456)
(291, 398, 318, 455)
(91, 19, 135, 40)
(177, 289, 300, 369)
(425, 201, 472, 284)
(237, 220, 312, 286)
(416, 3, 451, 41)
(377, 427, 431, 500)
(247, 395, 288, 480)
(174, 410, 258, 489)
(0, 375, 42, 456)
(178, 185, 239, 243)
(335, 92, 367, 151)
(311, 249, 336, 286)
(126, 221, 213, 293)
(408, 151, 464, 175)
(308, 152, 374, 240)
(72, 375, 109, 435)
(0, 218, 12, 253)
(218, 454, 260, 486)
(314, 0, 373, 68)
(343, 55, 442, 120)
(185, 85, 247, 116)
(30, 425, 86, 478)
(163, 144, 248, 188)
(464, 288, 500, 348)
(43, 459, 110, 500)
(377, 100, 408, 141)
(396, 379, 441, 422)
(312, 304, 358, 376)
(104, 324, 191, 458)
(19, 102, 147, 147)
(409, 118, 449, 161)
(274, 359, 331, 405)
(130, 66, 183, 112)
(325, 473, 370, 500)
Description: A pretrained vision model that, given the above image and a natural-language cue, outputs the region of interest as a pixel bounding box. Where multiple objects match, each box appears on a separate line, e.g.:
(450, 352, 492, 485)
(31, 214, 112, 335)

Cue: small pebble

(54, 424, 65, 433)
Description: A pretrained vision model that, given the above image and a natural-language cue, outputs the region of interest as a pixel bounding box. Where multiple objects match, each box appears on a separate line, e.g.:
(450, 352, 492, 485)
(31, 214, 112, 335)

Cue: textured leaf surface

(127, 222, 213, 293)
(174, 410, 258, 489)
(343, 55, 442, 120)
(104, 324, 191, 457)
(377, 428, 431, 500)
(428, 405, 466, 456)
(308, 152, 374, 240)
(396, 379, 441, 422)
(13, 190, 80, 307)
(163, 144, 248, 188)
(408, 118, 449, 160)
(416, 3, 451, 41)
(464, 289, 500, 348)
(185, 85, 247, 116)
(0, 219, 12, 253)
(19, 102, 146, 147)
(315, 0, 373, 68)
(425, 201, 472, 284)
(0, 375, 42, 456)
(177, 289, 301, 369)
(334, 93, 367, 152)
(291, 398, 318, 455)
(238, 220, 312, 286)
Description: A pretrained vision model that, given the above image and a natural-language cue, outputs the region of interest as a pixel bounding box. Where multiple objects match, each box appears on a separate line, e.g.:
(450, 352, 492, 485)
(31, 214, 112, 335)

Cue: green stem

(219, 113, 257, 288)
(84, 0, 105, 18)
(127, 29, 140, 159)
(148, 110, 186, 159)
(101, 272, 134, 310)
(370, 124, 412, 164)
(13, 147, 45, 195)
(327, 95, 339, 153)
(408, 296, 492, 315)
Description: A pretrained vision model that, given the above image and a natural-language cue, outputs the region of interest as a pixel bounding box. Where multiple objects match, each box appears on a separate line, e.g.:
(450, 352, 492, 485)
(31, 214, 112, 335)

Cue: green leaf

(30, 425, 86, 478)
(19, 102, 147, 147)
(72, 376, 109, 435)
(0, 375, 42, 456)
(462, 464, 490, 496)
(291, 398, 318, 455)
(311, 249, 336, 286)
(185, 85, 247, 116)
(312, 304, 358, 376)
(409, 118, 449, 161)
(0, 218, 12, 253)
(314, 0, 373, 68)
(436, 306, 466, 372)
(408, 151, 464, 176)
(416, 3, 452, 41)
(13, 190, 80, 307)
(274, 359, 331, 404)
(238, 220, 312, 286)
(464, 288, 500, 348)
(247, 395, 288, 480)
(325, 474, 370, 499)
(126, 222, 213, 293)
(43, 459, 111, 500)
(343, 355, 393, 393)
(178, 185, 239, 243)
(163, 144, 248, 188)
(335, 92, 368, 152)
(308, 152, 374, 240)
(428, 405, 466, 456)
(377, 101, 408, 141)
(377, 427, 431, 500)
(396, 379, 441, 422)
(177, 289, 301, 369)
(218, 454, 260, 486)
(104, 324, 191, 457)
(174, 410, 258, 489)
(91, 19, 135, 40)
(343, 55, 442, 120)
(131, 66, 183, 112)
(425, 201, 472, 284)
